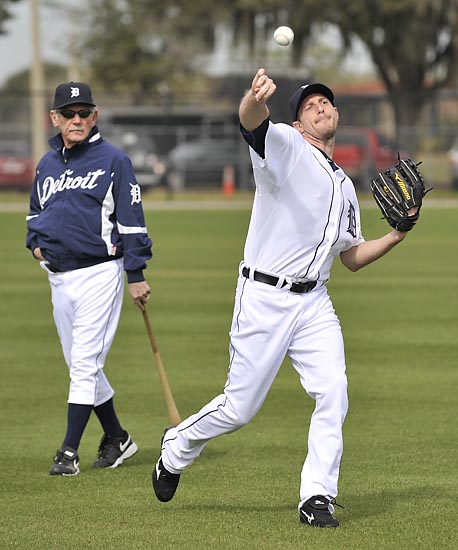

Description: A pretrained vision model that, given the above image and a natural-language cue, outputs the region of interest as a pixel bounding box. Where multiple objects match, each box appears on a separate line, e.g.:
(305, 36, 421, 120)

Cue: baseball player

(26, 82, 152, 476)
(152, 68, 414, 527)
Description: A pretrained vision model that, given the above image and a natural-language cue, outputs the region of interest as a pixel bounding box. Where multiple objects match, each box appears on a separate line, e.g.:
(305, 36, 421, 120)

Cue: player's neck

(304, 134, 335, 158)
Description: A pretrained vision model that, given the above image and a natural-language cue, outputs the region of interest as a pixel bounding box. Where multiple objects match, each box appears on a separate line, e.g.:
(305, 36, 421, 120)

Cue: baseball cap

(53, 82, 96, 109)
(289, 83, 335, 121)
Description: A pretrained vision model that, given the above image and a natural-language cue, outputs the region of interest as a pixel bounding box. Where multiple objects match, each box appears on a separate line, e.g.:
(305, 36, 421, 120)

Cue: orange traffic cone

(222, 164, 235, 196)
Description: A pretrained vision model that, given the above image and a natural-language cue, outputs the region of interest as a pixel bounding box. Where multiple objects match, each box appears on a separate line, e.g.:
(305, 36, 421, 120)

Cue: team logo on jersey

(130, 183, 142, 205)
(346, 201, 357, 238)
(39, 169, 106, 207)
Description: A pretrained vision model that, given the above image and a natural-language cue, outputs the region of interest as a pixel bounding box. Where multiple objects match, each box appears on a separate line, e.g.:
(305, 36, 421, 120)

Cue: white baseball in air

(273, 26, 294, 47)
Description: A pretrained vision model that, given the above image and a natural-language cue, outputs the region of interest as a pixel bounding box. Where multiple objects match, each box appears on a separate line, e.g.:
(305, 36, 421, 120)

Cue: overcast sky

(0, 1, 69, 86)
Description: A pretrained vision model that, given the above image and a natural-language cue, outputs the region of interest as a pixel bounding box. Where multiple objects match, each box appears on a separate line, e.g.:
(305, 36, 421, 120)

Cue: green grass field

(1, 197, 457, 549)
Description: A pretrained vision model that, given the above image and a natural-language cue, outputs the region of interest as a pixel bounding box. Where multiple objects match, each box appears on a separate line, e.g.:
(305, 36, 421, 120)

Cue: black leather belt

(241, 266, 316, 294)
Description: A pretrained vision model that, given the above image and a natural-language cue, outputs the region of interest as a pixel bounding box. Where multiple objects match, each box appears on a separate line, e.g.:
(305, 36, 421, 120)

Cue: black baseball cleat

(152, 457, 181, 502)
(92, 430, 138, 468)
(49, 446, 80, 476)
(299, 495, 340, 528)
(152, 428, 181, 502)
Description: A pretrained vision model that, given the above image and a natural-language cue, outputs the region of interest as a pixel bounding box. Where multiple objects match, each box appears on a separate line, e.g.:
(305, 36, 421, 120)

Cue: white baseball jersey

(244, 121, 364, 281)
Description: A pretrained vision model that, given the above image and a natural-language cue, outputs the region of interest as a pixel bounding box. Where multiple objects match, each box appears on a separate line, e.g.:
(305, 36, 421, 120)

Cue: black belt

(241, 266, 316, 294)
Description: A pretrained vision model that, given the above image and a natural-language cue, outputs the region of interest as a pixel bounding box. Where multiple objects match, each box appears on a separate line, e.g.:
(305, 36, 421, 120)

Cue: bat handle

(142, 308, 159, 353)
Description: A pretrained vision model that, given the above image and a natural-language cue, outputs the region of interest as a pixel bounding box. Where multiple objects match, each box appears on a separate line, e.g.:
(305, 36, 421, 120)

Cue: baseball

(274, 26, 294, 47)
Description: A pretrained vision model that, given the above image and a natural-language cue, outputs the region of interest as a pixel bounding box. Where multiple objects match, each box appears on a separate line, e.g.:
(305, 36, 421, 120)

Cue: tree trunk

(388, 89, 428, 153)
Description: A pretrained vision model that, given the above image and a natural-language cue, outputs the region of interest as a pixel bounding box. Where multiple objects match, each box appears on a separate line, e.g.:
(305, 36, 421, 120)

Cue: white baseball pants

(44, 259, 124, 406)
(162, 273, 348, 506)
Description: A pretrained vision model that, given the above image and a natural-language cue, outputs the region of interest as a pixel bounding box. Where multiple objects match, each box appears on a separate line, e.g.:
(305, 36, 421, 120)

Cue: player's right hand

(252, 68, 276, 103)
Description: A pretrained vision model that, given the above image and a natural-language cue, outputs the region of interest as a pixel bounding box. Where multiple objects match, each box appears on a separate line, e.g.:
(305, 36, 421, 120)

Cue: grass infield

(1, 197, 457, 549)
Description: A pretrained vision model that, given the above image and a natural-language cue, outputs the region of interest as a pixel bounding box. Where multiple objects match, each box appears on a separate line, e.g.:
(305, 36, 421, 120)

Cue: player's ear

(50, 110, 59, 127)
(292, 121, 304, 134)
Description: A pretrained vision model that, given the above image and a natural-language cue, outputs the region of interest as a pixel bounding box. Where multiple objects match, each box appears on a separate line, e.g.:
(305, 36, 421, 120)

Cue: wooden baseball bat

(142, 308, 181, 426)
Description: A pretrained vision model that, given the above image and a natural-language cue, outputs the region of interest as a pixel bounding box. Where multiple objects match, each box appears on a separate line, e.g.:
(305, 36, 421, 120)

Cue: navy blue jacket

(26, 127, 152, 282)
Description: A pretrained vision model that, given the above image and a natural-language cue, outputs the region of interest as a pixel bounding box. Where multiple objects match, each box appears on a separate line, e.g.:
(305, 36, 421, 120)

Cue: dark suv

(166, 138, 252, 189)
(103, 126, 167, 189)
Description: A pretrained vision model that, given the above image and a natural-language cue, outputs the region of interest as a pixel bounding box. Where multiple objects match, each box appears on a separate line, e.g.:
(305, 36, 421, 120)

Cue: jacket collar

(49, 125, 102, 155)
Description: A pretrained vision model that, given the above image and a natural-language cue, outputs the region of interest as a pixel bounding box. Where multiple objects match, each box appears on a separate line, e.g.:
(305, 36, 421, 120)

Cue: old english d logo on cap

(70, 86, 81, 100)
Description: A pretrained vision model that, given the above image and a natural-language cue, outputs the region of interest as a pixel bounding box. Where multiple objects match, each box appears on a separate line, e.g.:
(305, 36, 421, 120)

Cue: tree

(318, 0, 458, 144)
(0, 0, 21, 35)
(69, 0, 234, 103)
(228, 0, 458, 144)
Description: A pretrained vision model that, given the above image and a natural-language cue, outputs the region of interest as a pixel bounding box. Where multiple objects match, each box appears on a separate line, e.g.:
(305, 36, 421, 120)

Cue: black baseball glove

(370, 157, 429, 232)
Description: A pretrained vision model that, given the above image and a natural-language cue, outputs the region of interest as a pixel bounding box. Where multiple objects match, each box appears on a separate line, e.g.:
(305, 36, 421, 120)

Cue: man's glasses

(57, 108, 94, 119)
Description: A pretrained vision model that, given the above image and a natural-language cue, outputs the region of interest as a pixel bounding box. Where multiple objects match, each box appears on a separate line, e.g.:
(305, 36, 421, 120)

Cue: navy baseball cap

(289, 83, 335, 121)
(53, 82, 96, 109)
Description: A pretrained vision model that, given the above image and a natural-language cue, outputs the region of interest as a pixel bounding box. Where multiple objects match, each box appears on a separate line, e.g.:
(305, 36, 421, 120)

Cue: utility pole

(30, 0, 47, 167)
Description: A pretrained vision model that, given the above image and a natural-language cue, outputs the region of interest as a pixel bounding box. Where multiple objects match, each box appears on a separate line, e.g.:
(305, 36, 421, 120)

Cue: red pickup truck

(333, 127, 403, 190)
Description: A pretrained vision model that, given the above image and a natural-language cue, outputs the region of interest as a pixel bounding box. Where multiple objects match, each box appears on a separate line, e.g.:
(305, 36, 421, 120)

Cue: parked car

(447, 137, 458, 190)
(166, 138, 252, 189)
(104, 127, 167, 189)
(333, 127, 404, 190)
(0, 140, 34, 190)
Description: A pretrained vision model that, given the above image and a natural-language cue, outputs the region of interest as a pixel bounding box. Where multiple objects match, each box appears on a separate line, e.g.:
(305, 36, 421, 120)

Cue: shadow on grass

(338, 484, 454, 524)
(171, 500, 293, 514)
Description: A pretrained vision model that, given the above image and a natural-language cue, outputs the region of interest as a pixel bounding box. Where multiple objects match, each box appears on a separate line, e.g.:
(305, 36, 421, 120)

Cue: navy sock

(93, 398, 124, 438)
(62, 403, 93, 451)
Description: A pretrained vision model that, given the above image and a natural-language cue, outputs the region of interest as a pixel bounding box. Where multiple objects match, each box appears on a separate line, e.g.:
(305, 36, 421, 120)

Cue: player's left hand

(370, 157, 430, 232)
(33, 247, 45, 260)
(128, 281, 151, 310)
